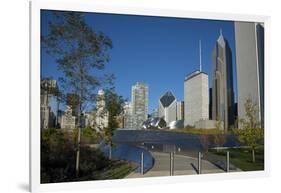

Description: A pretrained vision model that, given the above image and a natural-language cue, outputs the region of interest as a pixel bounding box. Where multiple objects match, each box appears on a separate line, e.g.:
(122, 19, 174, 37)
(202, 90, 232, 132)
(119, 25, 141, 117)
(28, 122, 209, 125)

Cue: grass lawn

(93, 160, 137, 180)
(76, 160, 136, 182)
(209, 147, 264, 171)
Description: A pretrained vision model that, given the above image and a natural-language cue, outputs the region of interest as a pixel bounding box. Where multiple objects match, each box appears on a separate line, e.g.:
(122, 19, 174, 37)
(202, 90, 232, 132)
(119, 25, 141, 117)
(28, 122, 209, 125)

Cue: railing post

(172, 152, 175, 176)
(141, 152, 144, 175)
(198, 152, 202, 174)
(170, 152, 174, 176)
(226, 151, 230, 172)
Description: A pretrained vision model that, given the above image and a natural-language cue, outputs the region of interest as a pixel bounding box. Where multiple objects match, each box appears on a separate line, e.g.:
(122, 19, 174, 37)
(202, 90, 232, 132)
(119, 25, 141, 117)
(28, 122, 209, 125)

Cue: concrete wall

(194, 119, 223, 130)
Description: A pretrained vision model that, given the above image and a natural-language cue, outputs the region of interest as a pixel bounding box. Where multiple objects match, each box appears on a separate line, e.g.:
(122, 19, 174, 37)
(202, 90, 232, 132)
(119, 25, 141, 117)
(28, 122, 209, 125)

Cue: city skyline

(41, 10, 237, 114)
(38, 10, 265, 183)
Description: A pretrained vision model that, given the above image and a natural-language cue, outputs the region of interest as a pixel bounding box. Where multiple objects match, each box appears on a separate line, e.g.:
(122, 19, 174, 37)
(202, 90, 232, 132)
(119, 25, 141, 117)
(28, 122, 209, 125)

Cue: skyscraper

(159, 91, 177, 124)
(123, 102, 134, 128)
(212, 31, 235, 130)
(95, 89, 109, 130)
(184, 40, 209, 127)
(209, 88, 213, 120)
(40, 79, 57, 129)
(184, 71, 209, 126)
(131, 82, 149, 129)
(234, 22, 264, 128)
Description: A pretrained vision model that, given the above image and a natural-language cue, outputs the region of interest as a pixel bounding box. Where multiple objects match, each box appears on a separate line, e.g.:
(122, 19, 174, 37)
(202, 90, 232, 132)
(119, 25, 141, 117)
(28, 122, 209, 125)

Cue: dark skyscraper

(212, 31, 235, 130)
(209, 88, 212, 120)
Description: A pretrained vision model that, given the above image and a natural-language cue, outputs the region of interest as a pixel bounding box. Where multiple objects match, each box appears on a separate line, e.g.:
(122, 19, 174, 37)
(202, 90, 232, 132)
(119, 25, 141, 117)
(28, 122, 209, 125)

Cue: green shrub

(41, 129, 109, 183)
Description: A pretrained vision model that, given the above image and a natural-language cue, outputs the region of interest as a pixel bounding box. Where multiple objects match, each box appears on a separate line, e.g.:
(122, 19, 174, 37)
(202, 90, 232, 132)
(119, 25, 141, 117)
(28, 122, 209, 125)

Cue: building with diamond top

(159, 91, 177, 125)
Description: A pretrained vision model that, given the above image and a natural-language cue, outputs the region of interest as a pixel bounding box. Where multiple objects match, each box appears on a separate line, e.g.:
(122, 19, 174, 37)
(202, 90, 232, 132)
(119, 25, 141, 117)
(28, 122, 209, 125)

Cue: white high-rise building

(95, 89, 109, 130)
(159, 91, 177, 124)
(184, 41, 209, 127)
(235, 22, 264, 128)
(184, 71, 209, 126)
(131, 82, 149, 129)
(123, 102, 134, 128)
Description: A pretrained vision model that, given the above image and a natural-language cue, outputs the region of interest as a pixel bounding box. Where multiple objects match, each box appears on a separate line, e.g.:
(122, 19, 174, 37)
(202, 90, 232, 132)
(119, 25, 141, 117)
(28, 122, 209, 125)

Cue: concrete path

(126, 151, 224, 178)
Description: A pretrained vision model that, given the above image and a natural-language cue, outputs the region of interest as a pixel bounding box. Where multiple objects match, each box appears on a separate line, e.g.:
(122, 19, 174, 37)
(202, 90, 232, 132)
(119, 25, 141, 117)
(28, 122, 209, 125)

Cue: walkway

(126, 151, 225, 178)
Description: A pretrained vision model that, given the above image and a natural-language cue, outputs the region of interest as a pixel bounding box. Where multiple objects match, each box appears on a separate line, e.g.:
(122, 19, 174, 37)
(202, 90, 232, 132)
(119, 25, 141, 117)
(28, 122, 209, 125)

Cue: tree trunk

(252, 149, 256, 163)
(76, 127, 81, 177)
(76, 71, 83, 177)
(56, 96, 60, 128)
(45, 90, 49, 129)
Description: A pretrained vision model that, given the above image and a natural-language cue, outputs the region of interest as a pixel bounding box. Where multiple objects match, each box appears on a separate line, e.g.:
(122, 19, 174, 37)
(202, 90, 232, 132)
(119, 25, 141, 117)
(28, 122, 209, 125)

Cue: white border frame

(30, 0, 271, 192)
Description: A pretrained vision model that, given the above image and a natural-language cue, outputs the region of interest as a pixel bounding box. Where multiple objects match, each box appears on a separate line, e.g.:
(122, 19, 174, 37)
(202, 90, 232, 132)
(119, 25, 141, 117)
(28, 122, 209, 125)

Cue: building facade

(66, 93, 79, 117)
(40, 79, 57, 129)
(60, 105, 76, 130)
(123, 102, 134, 129)
(83, 112, 96, 128)
(131, 82, 149, 129)
(176, 101, 184, 120)
(184, 71, 209, 126)
(212, 31, 235, 130)
(95, 89, 109, 130)
(151, 108, 159, 118)
(159, 91, 177, 124)
(209, 88, 213, 120)
(235, 22, 264, 128)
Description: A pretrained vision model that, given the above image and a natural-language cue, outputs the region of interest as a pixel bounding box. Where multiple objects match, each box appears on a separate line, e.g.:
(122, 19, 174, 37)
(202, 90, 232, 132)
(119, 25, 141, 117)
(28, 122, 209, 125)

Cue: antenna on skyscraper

(199, 40, 202, 72)
(220, 28, 223, 36)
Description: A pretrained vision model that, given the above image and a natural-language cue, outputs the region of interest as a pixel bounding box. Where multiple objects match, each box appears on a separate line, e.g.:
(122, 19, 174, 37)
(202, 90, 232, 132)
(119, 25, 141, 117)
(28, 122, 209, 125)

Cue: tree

(239, 98, 260, 130)
(41, 129, 110, 183)
(103, 88, 125, 159)
(42, 11, 113, 177)
(215, 119, 223, 131)
(212, 134, 226, 152)
(235, 97, 264, 163)
(210, 119, 226, 152)
(199, 134, 211, 153)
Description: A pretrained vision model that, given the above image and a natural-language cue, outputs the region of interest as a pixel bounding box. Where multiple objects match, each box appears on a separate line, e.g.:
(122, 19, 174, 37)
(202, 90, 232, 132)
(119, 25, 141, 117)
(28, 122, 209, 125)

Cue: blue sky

(41, 10, 237, 114)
